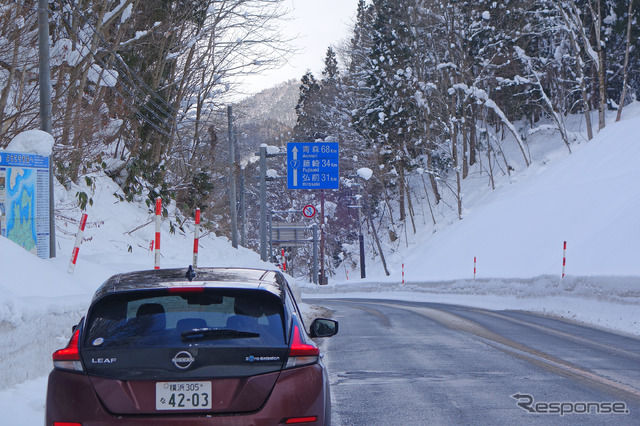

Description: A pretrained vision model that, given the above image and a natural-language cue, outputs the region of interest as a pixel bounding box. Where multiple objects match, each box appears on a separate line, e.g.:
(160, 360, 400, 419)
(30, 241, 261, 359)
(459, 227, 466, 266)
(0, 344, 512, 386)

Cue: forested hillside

(286, 0, 640, 277)
(0, 0, 290, 216)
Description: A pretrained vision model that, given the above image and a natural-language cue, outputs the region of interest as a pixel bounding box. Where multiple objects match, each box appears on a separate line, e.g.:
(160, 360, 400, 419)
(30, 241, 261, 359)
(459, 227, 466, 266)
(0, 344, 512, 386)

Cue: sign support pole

(228, 105, 238, 248)
(259, 146, 267, 261)
(312, 224, 318, 284)
(320, 190, 326, 285)
(38, 0, 55, 257)
(357, 185, 365, 279)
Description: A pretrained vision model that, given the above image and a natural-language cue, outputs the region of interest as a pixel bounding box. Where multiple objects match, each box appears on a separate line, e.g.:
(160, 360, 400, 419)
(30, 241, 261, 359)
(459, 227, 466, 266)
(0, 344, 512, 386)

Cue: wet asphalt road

(307, 299, 640, 425)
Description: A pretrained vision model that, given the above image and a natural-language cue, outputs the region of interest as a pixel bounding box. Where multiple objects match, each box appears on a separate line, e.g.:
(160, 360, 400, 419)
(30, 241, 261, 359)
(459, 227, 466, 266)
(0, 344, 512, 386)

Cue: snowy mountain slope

(363, 104, 640, 281)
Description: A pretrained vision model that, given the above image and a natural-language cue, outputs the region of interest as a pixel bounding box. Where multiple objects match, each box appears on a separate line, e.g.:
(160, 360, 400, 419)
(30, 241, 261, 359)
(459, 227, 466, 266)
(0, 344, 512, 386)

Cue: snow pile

(6, 129, 54, 156)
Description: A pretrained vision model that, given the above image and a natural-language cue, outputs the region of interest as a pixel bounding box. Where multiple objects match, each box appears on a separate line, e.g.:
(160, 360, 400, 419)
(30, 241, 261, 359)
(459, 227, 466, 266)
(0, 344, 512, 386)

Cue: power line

(60, 1, 178, 134)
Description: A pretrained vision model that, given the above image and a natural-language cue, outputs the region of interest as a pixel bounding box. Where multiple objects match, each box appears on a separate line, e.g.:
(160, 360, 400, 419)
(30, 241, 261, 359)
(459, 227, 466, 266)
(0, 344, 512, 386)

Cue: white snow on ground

(1, 104, 640, 424)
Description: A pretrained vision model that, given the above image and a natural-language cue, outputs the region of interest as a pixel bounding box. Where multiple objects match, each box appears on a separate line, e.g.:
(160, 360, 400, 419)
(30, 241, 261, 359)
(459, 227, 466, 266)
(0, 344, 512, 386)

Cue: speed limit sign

(302, 204, 316, 218)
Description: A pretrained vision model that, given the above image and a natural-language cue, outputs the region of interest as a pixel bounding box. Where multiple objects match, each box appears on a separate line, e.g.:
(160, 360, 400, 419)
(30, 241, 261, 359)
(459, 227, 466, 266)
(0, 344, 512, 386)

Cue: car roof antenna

(186, 265, 197, 282)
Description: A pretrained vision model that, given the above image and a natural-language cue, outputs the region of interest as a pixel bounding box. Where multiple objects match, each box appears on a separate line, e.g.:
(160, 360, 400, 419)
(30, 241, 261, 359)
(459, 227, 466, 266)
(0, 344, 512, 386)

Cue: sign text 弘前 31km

(287, 142, 339, 190)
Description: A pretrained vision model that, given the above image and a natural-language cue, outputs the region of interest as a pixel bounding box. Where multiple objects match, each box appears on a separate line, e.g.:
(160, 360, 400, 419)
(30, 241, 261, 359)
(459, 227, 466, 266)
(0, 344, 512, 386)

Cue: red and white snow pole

(154, 197, 162, 270)
(562, 241, 567, 278)
(281, 248, 287, 272)
(402, 263, 405, 285)
(474, 256, 477, 280)
(67, 213, 88, 274)
(193, 208, 200, 268)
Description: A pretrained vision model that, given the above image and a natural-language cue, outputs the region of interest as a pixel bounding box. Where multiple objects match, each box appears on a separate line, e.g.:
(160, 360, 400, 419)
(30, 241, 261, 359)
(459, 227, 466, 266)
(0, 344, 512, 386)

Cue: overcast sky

(242, 0, 359, 95)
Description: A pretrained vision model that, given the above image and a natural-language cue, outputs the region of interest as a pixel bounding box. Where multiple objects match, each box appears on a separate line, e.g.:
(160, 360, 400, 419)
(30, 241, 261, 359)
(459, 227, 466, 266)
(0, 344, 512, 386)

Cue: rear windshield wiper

(181, 328, 260, 341)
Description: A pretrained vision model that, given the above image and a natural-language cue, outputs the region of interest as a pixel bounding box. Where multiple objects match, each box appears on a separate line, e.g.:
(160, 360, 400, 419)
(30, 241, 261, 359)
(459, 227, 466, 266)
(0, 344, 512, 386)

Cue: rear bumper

(45, 364, 329, 425)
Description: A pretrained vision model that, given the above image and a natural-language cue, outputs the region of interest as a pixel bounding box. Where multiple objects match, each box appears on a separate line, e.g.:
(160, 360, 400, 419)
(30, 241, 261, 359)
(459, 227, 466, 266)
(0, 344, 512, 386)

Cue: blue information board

(287, 142, 339, 190)
(0, 151, 50, 258)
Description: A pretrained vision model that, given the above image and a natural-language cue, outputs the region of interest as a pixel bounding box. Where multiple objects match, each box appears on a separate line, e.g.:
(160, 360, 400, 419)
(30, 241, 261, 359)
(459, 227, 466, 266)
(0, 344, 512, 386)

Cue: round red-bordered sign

(302, 204, 316, 218)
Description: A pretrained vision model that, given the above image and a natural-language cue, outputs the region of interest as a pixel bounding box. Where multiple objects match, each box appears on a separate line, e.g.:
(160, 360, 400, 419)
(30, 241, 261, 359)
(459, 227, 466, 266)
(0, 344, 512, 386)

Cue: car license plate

(156, 381, 212, 410)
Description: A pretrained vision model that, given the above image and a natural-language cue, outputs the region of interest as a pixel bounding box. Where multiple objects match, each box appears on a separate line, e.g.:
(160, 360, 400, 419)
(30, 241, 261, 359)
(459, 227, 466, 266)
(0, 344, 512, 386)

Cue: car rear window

(84, 289, 285, 349)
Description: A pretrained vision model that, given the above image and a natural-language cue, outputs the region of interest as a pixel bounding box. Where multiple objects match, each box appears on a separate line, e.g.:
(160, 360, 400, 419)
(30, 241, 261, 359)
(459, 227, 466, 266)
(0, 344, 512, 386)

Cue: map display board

(0, 151, 50, 258)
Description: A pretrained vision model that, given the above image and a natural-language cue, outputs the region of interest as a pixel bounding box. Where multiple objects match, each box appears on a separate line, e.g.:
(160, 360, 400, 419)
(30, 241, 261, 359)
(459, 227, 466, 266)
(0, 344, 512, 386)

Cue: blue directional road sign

(287, 142, 339, 189)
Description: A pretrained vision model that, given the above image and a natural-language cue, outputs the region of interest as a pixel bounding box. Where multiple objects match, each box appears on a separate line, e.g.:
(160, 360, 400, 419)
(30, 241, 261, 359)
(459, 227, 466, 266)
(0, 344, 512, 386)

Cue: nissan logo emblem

(172, 351, 195, 369)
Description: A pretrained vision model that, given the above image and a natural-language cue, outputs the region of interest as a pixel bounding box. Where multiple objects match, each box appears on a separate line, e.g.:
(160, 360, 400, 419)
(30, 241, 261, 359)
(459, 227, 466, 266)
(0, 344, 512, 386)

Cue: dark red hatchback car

(46, 267, 338, 425)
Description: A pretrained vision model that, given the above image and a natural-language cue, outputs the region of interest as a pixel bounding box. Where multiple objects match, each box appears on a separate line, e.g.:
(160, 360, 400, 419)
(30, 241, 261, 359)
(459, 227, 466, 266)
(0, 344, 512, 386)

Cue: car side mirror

(72, 317, 85, 333)
(309, 318, 338, 338)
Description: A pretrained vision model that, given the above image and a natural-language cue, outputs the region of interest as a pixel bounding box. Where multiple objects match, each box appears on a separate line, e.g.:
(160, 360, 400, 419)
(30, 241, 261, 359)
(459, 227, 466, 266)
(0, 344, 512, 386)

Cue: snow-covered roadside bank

(301, 275, 640, 338)
(0, 375, 47, 425)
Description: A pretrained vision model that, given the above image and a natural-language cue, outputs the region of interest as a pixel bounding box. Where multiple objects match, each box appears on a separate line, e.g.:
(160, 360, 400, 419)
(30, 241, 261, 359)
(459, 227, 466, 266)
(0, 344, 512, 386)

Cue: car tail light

(284, 416, 319, 424)
(52, 329, 84, 372)
(168, 287, 205, 293)
(285, 324, 319, 369)
(53, 423, 83, 426)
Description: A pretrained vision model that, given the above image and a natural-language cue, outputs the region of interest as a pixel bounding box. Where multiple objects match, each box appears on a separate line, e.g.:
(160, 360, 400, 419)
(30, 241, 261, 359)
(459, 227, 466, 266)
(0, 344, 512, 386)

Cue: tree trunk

(557, 1, 593, 140)
(420, 174, 437, 226)
(616, 0, 634, 122)
(405, 178, 417, 234)
(586, 0, 606, 130)
(397, 159, 406, 222)
(0, 27, 20, 134)
(462, 118, 469, 179)
(451, 115, 462, 220)
(469, 103, 477, 166)
(363, 193, 389, 276)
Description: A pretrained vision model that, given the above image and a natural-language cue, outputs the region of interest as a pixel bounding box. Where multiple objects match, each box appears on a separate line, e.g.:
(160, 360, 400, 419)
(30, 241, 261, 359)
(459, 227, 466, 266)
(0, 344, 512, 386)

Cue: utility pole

(312, 224, 318, 284)
(239, 166, 246, 247)
(320, 190, 326, 284)
(357, 185, 365, 278)
(348, 184, 366, 278)
(259, 145, 267, 261)
(227, 106, 238, 248)
(38, 0, 55, 257)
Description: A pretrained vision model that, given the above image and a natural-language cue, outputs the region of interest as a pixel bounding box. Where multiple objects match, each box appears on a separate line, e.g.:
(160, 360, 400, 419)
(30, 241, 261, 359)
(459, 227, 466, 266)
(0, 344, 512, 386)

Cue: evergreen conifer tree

(293, 71, 323, 140)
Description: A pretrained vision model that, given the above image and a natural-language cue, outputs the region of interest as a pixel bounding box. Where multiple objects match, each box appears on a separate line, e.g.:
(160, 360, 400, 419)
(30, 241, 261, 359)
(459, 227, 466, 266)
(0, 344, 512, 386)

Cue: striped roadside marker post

(474, 257, 477, 280)
(402, 263, 405, 284)
(154, 197, 161, 270)
(281, 248, 287, 272)
(562, 241, 567, 278)
(193, 208, 201, 268)
(67, 213, 88, 274)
